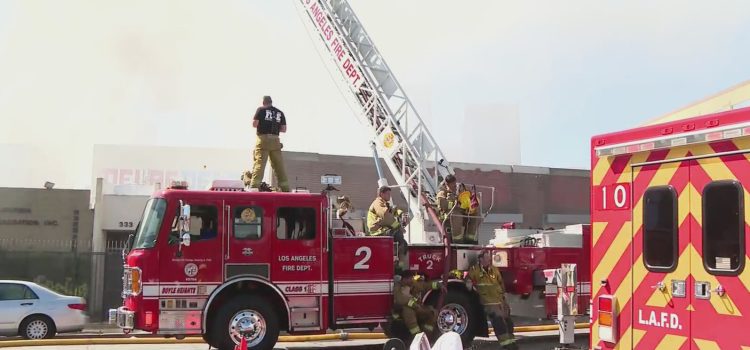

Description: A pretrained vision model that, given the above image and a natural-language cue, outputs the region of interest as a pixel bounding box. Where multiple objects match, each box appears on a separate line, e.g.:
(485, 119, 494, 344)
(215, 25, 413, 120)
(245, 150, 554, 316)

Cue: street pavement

(1, 330, 589, 350)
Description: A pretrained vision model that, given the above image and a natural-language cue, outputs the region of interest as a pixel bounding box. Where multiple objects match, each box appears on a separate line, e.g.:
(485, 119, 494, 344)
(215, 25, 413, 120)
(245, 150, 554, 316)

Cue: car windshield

(132, 198, 167, 249)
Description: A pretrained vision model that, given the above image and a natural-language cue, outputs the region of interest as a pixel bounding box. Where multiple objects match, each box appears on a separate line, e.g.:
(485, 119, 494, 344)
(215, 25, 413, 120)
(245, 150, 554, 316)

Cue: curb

(0, 324, 589, 348)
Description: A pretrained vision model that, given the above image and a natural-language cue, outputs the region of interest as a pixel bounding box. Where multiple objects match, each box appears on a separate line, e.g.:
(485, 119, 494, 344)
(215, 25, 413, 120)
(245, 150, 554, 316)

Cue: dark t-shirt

(253, 106, 286, 135)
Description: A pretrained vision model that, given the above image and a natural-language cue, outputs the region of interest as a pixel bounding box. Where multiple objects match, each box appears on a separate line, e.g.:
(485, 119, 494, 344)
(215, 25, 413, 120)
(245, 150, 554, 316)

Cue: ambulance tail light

(598, 295, 617, 343)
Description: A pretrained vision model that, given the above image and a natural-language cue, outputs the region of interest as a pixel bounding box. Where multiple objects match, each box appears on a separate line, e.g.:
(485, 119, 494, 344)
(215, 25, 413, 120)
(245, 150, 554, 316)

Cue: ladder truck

(107, 1, 588, 349)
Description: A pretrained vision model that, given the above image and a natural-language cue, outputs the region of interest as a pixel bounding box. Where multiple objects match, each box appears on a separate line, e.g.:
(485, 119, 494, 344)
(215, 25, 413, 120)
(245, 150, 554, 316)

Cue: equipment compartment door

(631, 161, 691, 349)
(689, 154, 749, 349)
(270, 203, 325, 301)
(331, 236, 393, 325)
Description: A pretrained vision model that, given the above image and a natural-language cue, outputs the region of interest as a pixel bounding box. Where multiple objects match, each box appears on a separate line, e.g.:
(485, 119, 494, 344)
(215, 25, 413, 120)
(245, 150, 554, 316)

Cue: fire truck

(590, 106, 750, 349)
(108, 1, 591, 349)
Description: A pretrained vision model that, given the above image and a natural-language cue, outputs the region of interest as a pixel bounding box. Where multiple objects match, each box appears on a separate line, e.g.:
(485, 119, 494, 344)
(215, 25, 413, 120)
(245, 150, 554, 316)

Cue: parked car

(0, 280, 88, 339)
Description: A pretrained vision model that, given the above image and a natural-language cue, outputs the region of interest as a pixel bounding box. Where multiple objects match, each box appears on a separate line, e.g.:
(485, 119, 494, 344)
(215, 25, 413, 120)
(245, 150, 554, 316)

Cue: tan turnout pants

(250, 134, 289, 192)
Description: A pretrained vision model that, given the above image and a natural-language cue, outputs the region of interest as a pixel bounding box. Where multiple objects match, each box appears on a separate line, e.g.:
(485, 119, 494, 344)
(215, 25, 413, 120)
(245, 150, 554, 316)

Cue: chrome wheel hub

(438, 303, 468, 335)
(229, 309, 266, 347)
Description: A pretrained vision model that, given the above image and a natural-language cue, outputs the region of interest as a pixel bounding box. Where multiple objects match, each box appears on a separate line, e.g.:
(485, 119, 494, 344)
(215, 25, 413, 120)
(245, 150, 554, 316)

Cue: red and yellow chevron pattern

(591, 138, 750, 349)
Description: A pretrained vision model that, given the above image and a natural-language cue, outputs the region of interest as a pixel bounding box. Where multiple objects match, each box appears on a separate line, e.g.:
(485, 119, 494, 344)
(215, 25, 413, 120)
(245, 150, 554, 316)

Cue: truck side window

(276, 207, 316, 240)
(170, 205, 219, 243)
(703, 180, 745, 275)
(234, 206, 263, 240)
(643, 186, 677, 272)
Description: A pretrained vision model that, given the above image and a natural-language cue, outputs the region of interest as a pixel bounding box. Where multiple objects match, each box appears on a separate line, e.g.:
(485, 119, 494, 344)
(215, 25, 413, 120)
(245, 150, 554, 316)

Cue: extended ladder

(296, 0, 454, 243)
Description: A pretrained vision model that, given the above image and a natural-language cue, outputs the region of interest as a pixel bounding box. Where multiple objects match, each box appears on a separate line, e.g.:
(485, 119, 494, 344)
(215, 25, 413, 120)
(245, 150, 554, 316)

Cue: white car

(0, 280, 88, 339)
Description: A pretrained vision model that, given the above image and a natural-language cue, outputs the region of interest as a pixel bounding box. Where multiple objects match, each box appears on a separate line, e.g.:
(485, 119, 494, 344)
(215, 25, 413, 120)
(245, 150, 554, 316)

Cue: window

(132, 198, 167, 249)
(234, 206, 263, 240)
(0, 284, 38, 301)
(643, 186, 678, 272)
(170, 204, 219, 244)
(703, 180, 745, 275)
(277, 207, 316, 240)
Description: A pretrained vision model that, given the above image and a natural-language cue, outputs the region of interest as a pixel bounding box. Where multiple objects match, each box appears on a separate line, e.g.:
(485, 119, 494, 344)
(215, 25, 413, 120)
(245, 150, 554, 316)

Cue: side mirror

(180, 204, 191, 232)
(181, 204, 191, 219)
(181, 233, 191, 247)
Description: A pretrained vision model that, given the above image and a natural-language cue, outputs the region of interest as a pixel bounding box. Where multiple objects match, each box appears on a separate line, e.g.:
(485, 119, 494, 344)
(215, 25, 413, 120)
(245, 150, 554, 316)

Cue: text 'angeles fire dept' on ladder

(294, 0, 495, 245)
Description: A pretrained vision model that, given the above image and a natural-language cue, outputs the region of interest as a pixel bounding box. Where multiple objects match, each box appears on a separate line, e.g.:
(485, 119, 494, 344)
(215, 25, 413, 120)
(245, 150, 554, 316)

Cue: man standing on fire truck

(250, 95, 290, 192)
(367, 186, 408, 271)
(466, 249, 518, 349)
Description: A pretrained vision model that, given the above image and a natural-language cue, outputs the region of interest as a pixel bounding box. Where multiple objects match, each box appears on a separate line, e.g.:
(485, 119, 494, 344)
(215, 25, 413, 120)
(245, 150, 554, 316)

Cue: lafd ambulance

(590, 106, 750, 349)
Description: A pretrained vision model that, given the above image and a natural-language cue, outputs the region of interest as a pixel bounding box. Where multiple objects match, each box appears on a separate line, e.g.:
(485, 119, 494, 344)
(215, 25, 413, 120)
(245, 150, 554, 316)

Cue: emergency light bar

(168, 180, 189, 190)
(595, 121, 750, 157)
(209, 180, 245, 192)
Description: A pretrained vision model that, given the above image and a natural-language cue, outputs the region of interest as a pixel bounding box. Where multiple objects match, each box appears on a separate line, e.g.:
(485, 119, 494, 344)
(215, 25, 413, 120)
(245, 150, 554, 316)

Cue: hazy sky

(1, 0, 750, 189)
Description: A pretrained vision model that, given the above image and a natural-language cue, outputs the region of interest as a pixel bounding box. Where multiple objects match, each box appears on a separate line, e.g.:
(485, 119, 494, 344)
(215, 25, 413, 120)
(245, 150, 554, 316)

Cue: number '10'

(602, 185, 627, 209)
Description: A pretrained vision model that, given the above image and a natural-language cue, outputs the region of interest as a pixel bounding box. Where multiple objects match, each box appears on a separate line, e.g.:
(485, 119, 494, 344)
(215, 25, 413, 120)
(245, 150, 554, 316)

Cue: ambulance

(590, 106, 750, 349)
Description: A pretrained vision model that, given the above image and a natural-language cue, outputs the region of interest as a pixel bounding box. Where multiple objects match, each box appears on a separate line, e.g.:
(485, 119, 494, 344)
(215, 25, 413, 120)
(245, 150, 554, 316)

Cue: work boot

(501, 341, 519, 350)
(258, 182, 273, 192)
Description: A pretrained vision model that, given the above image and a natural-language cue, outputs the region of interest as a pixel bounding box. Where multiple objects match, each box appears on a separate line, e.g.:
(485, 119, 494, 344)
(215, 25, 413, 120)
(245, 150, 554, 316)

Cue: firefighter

(391, 272, 442, 343)
(367, 186, 408, 271)
(437, 175, 480, 244)
(457, 182, 481, 244)
(436, 175, 462, 242)
(249, 95, 290, 192)
(466, 249, 517, 350)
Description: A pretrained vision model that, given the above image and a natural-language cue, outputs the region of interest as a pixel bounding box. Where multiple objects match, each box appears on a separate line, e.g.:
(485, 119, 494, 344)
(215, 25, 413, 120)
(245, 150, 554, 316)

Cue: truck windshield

(132, 198, 167, 249)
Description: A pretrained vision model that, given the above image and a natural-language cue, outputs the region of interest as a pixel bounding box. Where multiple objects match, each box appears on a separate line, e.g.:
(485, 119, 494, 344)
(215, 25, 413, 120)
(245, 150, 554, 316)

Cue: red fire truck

(110, 180, 496, 350)
(107, 1, 591, 349)
(590, 106, 750, 349)
(109, 179, 590, 350)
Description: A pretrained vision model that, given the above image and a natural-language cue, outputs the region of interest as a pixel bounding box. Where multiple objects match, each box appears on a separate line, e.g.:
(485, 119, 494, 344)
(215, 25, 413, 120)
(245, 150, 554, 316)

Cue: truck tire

(212, 295, 279, 350)
(431, 291, 477, 346)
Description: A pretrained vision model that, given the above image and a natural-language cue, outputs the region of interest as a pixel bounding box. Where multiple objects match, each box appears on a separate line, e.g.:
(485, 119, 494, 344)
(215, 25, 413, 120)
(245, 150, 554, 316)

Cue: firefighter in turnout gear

(466, 249, 517, 349)
(437, 175, 480, 244)
(391, 272, 442, 343)
(367, 186, 409, 271)
(250, 95, 290, 192)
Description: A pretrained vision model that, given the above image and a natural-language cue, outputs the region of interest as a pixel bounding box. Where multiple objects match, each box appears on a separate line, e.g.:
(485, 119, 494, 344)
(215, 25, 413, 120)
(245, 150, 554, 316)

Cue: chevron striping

(655, 334, 688, 349)
(592, 221, 608, 247)
(693, 338, 722, 350)
(617, 151, 651, 184)
(592, 223, 632, 297)
(632, 328, 646, 348)
(592, 156, 611, 186)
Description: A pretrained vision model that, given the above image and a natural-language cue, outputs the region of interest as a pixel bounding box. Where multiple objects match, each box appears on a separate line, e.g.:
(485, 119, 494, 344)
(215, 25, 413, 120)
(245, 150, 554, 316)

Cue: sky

(1, 0, 750, 189)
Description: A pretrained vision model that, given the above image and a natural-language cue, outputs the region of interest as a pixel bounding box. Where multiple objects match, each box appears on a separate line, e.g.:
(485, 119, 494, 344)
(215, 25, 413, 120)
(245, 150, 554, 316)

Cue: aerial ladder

(295, 0, 492, 245)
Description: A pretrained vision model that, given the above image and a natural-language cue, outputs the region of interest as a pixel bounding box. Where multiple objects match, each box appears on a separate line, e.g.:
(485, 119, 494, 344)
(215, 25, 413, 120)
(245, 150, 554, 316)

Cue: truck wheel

(432, 291, 476, 345)
(212, 296, 279, 350)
